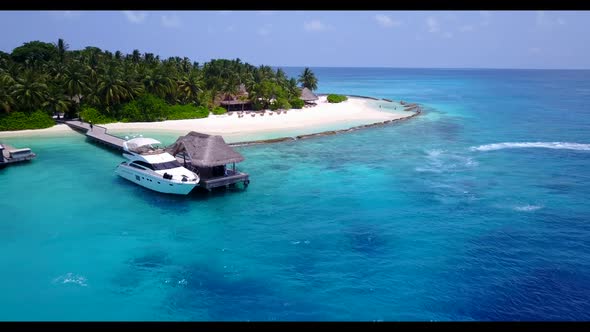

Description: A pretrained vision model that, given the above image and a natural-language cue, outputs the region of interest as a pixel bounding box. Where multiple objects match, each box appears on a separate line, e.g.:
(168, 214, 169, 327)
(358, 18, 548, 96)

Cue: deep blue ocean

(1, 68, 590, 321)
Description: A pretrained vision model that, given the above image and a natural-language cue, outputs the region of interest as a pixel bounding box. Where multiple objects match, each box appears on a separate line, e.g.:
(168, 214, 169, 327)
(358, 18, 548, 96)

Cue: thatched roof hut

(165, 131, 245, 168)
(300, 87, 319, 101)
(238, 83, 248, 96)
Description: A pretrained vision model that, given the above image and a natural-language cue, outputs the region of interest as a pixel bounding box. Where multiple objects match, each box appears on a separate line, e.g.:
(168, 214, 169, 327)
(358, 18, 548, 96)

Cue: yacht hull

(116, 164, 197, 195)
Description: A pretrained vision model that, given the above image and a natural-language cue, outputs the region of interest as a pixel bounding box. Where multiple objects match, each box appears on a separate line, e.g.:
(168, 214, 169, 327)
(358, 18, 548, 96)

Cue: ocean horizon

(1, 67, 590, 321)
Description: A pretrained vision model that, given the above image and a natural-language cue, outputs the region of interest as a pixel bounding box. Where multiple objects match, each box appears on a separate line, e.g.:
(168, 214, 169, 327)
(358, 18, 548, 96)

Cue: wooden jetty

(0, 142, 36, 167)
(66, 121, 249, 190)
(65, 120, 125, 151)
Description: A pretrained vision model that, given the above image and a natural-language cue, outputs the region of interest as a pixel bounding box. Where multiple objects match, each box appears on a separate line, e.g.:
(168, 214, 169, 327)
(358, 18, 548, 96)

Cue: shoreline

(0, 96, 422, 144)
(229, 106, 422, 147)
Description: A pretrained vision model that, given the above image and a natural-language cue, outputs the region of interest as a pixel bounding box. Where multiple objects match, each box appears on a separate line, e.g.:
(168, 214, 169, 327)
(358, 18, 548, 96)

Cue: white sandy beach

(0, 97, 414, 139)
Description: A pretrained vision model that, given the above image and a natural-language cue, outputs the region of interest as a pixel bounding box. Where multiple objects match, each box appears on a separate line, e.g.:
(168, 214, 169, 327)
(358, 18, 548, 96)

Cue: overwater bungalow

(165, 131, 250, 190)
(301, 87, 319, 106)
(0, 142, 36, 167)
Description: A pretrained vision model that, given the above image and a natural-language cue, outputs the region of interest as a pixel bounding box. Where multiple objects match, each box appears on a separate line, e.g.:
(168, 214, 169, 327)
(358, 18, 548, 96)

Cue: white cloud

(304, 20, 328, 32)
(425, 16, 456, 39)
(123, 11, 147, 24)
(479, 11, 491, 26)
(426, 17, 440, 33)
(258, 24, 272, 36)
(374, 14, 401, 28)
(459, 25, 474, 32)
(217, 11, 232, 15)
(536, 11, 566, 28)
(161, 15, 181, 28)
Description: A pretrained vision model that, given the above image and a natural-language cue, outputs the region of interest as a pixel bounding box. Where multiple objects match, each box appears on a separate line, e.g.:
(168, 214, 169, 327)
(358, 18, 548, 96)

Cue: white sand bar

(0, 97, 415, 139)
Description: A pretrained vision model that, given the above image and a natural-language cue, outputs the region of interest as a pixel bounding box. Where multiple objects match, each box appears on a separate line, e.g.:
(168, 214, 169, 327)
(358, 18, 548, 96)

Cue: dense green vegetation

(167, 105, 209, 120)
(0, 39, 320, 130)
(79, 106, 116, 124)
(211, 106, 227, 115)
(0, 111, 54, 131)
(327, 94, 348, 103)
(289, 98, 305, 109)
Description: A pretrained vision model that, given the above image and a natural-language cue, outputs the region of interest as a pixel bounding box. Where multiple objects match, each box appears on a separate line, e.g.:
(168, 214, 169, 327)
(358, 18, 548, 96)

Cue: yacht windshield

(152, 160, 182, 171)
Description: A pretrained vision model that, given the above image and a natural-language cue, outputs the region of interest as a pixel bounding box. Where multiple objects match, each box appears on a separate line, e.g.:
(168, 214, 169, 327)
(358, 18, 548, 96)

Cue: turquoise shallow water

(1, 68, 590, 321)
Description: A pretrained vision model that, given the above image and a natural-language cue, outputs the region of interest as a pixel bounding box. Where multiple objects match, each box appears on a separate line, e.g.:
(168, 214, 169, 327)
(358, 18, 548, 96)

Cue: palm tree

(276, 68, 288, 85)
(55, 38, 69, 64)
(181, 57, 192, 74)
(287, 78, 300, 100)
(177, 70, 203, 104)
(131, 49, 141, 64)
(42, 87, 70, 119)
(11, 70, 48, 113)
(96, 64, 129, 113)
(0, 70, 15, 113)
(143, 68, 173, 99)
(62, 62, 89, 104)
(298, 67, 318, 91)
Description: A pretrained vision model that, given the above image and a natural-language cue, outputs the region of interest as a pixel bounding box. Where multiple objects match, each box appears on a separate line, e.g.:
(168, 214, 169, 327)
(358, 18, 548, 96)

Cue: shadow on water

(111, 248, 174, 296)
(113, 176, 248, 216)
(84, 137, 125, 158)
(129, 250, 172, 270)
(427, 117, 464, 142)
(0, 160, 35, 171)
(163, 263, 328, 321)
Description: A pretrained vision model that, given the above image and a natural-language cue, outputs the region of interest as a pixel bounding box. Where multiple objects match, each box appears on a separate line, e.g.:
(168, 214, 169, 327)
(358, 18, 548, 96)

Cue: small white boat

(115, 137, 199, 195)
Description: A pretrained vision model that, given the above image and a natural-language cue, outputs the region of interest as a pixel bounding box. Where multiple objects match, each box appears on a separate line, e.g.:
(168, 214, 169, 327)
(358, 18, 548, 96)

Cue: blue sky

(1, 10, 589, 69)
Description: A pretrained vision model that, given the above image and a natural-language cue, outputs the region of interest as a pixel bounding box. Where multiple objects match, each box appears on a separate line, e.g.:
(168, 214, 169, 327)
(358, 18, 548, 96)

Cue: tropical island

(0, 39, 417, 139)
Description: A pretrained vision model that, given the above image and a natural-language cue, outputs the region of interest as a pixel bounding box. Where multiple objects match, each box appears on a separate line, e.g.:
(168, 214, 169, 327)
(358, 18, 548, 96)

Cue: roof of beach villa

(300, 87, 319, 101)
(165, 131, 245, 167)
(238, 83, 248, 96)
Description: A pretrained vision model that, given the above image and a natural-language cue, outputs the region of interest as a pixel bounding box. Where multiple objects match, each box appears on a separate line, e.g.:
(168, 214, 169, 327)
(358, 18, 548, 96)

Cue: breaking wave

(53, 273, 88, 287)
(514, 205, 543, 212)
(470, 142, 590, 152)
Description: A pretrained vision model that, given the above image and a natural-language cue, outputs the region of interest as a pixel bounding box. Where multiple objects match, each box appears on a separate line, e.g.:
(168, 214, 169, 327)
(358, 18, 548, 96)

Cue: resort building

(300, 87, 319, 106)
(165, 131, 250, 190)
(220, 84, 252, 112)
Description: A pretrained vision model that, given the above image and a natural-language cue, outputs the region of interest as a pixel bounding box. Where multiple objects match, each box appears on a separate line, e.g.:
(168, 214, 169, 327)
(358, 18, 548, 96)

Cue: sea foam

(53, 273, 88, 287)
(514, 205, 543, 212)
(470, 142, 590, 152)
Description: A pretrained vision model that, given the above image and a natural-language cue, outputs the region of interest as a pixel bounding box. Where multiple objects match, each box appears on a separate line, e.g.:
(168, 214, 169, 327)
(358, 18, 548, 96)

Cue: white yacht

(115, 137, 200, 195)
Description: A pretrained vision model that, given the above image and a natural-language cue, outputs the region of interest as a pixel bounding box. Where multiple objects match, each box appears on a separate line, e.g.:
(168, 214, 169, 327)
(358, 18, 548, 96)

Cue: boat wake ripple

(470, 142, 590, 152)
(415, 149, 478, 173)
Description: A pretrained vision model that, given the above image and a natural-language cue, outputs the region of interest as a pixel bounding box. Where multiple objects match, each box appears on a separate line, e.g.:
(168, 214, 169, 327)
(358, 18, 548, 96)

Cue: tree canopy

(0, 39, 320, 130)
(298, 67, 318, 91)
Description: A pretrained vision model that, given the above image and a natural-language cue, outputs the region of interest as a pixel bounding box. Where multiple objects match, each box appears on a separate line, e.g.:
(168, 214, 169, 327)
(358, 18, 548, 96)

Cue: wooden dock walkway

(66, 121, 249, 191)
(65, 120, 125, 151)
